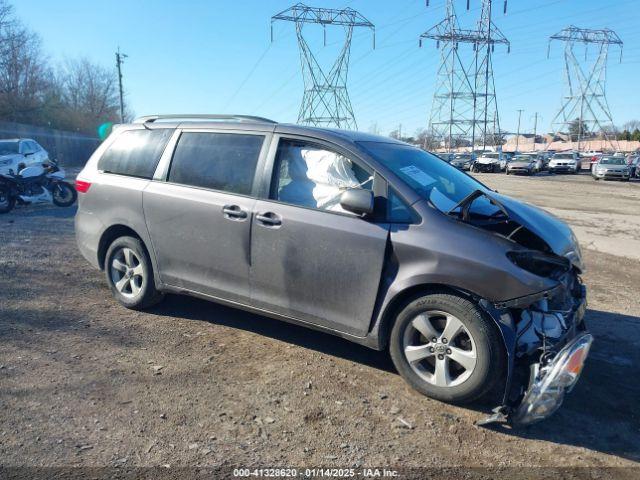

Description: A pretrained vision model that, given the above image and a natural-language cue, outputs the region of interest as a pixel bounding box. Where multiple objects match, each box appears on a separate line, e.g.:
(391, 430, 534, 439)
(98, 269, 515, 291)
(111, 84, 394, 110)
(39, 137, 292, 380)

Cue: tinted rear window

(98, 129, 172, 179)
(168, 132, 264, 195)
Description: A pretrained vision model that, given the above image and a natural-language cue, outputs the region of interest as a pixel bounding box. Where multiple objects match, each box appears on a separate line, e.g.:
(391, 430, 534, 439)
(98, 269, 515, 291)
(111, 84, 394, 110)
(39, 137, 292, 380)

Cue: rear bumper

(75, 209, 104, 269)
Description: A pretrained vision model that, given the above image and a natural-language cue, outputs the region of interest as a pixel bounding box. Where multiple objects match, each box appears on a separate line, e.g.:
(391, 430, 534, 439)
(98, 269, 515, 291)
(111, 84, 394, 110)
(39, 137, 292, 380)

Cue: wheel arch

(375, 283, 474, 351)
(98, 224, 145, 270)
(374, 282, 512, 356)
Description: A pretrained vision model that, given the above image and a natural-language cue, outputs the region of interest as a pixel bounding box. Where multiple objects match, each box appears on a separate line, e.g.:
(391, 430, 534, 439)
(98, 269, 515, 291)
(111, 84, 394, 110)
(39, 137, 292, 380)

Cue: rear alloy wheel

(105, 236, 164, 310)
(390, 292, 504, 404)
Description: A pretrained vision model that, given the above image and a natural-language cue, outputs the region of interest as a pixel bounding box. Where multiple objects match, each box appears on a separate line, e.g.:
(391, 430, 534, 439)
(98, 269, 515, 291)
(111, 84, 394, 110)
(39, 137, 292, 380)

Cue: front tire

(0, 185, 15, 214)
(389, 292, 505, 404)
(52, 181, 77, 207)
(104, 236, 164, 310)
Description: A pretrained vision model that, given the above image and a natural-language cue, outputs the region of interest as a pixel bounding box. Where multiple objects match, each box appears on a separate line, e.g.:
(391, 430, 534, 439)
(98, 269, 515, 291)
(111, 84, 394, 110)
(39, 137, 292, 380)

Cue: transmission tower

(475, 0, 510, 149)
(271, 3, 374, 130)
(548, 26, 623, 151)
(421, 0, 509, 151)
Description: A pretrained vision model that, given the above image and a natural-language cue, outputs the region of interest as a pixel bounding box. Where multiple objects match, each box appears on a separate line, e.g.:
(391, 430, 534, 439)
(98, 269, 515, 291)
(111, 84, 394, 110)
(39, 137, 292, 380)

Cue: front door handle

(256, 211, 282, 227)
(222, 204, 247, 220)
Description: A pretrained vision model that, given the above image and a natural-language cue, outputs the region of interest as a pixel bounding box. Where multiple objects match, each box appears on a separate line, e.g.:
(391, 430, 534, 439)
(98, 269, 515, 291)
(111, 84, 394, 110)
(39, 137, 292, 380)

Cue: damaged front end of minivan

(479, 263, 591, 426)
(451, 190, 593, 426)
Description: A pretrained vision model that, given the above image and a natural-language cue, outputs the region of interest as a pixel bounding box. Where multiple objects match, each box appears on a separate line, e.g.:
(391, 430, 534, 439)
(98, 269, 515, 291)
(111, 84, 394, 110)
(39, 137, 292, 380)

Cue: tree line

(0, 0, 127, 136)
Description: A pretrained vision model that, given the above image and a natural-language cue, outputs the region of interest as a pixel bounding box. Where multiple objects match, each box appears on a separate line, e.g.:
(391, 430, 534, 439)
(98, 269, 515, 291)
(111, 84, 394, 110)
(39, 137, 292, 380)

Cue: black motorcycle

(0, 159, 77, 214)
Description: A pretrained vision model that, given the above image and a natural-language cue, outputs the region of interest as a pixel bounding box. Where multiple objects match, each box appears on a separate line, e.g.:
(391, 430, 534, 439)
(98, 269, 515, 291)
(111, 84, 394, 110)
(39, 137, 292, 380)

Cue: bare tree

(0, 0, 55, 125)
(0, 1, 129, 134)
(622, 120, 640, 132)
(415, 128, 439, 150)
(55, 58, 121, 134)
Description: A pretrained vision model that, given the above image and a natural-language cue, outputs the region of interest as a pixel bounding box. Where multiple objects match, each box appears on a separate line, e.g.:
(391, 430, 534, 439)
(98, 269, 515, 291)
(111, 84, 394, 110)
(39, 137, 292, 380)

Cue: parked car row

(440, 150, 575, 176)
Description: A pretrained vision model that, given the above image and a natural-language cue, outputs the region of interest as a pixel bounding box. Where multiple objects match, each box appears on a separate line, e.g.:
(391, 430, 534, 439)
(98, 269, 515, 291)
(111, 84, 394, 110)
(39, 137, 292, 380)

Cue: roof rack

(133, 114, 277, 124)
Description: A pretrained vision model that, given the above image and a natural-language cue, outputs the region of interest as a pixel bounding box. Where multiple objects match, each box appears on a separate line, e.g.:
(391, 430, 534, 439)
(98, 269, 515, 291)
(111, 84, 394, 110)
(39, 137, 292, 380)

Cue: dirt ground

(0, 170, 639, 476)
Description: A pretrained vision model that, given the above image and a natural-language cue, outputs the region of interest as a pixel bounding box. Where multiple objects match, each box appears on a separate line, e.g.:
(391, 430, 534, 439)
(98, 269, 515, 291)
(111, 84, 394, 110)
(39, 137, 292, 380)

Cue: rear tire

(52, 181, 77, 207)
(0, 185, 15, 214)
(104, 236, 164, 310)
(389, 291, 505, 405)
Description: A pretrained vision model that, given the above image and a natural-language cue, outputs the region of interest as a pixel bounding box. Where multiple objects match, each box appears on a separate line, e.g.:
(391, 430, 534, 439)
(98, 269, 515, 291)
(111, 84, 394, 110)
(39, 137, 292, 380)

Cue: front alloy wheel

(403, 310, 477, 388)
(389, 292, 505, 404)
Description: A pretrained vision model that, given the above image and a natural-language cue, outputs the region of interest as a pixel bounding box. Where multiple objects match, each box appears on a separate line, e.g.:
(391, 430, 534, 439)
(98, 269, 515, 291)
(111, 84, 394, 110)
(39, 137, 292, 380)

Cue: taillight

(75, 180, 91, 193)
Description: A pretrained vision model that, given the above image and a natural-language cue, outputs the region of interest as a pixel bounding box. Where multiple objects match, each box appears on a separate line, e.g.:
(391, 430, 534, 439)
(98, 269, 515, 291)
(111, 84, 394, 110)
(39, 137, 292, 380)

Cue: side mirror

(340, 189, 374, 216)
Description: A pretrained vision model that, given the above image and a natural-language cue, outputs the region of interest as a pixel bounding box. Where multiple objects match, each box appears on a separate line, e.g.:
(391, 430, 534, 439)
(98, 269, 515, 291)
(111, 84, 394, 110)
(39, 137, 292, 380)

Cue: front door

(143, 130, 267, 304)
(250, 138, 389, 337)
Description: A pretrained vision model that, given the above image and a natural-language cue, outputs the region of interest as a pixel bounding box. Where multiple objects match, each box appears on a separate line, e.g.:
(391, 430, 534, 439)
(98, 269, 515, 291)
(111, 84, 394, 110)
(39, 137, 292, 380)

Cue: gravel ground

(0, 171, 638, 476)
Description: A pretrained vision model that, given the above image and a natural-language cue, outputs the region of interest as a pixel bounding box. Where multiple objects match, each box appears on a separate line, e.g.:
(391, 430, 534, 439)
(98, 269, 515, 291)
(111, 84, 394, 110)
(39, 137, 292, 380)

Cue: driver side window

(271, 139, 373, 215)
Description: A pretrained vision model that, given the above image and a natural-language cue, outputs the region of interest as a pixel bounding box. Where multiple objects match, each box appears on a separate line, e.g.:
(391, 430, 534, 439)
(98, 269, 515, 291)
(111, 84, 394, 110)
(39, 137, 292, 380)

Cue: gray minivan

(75, 115, 592, 425)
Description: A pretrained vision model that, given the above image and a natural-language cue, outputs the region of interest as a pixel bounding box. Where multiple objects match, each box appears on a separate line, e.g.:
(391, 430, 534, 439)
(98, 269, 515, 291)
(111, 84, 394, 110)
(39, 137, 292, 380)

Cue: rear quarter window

(98, 129, 173, 179)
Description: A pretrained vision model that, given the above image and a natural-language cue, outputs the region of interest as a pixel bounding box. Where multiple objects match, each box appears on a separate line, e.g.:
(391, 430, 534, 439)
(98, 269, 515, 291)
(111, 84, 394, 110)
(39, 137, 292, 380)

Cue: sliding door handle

(222, 204, 247, 220)
(256, 212, 282, 227)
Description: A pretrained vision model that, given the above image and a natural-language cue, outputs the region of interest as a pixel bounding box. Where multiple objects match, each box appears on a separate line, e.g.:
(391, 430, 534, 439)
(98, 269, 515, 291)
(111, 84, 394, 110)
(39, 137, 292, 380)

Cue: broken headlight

(512, 333, 592, 425)
(507, 251, 570, 278)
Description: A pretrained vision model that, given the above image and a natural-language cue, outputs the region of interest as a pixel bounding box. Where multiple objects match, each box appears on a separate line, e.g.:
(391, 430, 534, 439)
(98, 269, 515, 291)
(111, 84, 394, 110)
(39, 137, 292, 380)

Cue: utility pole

(532, 112, 539, 150)
(115, 47, 128, 123)
(515, 109, 524, 152)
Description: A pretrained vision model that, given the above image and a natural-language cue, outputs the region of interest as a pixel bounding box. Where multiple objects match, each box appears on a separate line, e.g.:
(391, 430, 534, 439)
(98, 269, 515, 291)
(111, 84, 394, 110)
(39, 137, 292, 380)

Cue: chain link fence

(0, 121, 100, 167)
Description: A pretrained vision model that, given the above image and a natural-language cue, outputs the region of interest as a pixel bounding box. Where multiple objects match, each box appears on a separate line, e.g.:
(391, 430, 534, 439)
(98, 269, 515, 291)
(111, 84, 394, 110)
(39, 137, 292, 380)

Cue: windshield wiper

(447, 189, 509, 222)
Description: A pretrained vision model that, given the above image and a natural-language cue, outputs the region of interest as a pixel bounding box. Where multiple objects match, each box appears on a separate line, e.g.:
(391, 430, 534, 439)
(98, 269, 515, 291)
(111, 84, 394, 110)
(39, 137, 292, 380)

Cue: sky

(14, 0, 640, 137)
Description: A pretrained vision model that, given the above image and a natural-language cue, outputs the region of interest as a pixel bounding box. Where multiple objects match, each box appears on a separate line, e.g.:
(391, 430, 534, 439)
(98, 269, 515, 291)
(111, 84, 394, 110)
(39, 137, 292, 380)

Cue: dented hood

(489, 191, 584, 271)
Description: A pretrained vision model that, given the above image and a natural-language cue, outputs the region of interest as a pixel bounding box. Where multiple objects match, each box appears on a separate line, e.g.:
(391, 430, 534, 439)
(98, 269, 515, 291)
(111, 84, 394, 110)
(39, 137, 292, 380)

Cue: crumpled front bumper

(474, 162, 499, 172)
(479, 276, 591, 426)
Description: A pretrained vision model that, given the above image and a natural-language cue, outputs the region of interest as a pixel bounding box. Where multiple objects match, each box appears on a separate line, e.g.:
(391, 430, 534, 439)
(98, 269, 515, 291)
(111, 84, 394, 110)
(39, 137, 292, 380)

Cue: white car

(472, 152, 506, 173)
(0, 138, 50, 175)
(548, 152, 581, 174)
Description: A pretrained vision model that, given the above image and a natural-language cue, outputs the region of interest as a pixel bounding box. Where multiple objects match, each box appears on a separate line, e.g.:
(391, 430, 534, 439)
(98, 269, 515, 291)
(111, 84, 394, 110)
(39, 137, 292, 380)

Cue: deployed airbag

(279, 146, 367, 214)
